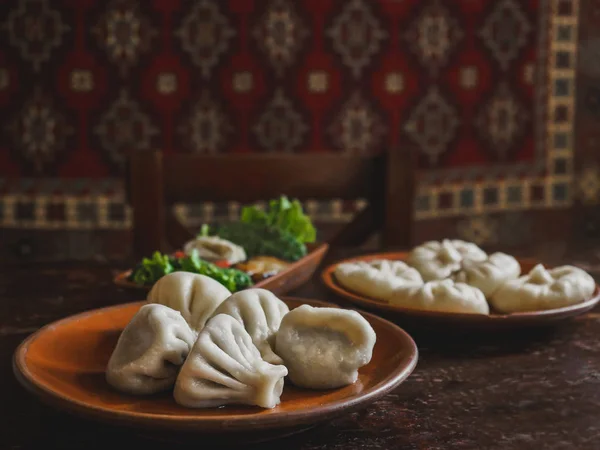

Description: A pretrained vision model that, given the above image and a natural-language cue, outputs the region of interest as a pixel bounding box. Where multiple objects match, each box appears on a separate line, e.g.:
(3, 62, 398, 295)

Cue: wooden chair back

(127, 148, 415, 257)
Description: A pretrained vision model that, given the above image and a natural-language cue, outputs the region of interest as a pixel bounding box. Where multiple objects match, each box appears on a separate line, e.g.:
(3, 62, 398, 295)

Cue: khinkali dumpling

(147, 272, 231, 332)
(106, 304, 195, 395)
(408, 239, 487, 281)
(334, 259, 423, 302)
(490, 264, 596, 313)
(210, 288, 289, 365)
(390, 279, 489, 315)
(453, 252, 521, 297)
(275, 305, 376, 389)
(184, 236, 246, 265)
(174, 314, 288, 409)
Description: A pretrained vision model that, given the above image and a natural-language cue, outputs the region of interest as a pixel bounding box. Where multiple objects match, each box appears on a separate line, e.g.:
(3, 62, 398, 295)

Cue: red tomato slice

(173, 251, 185, 259)
(214, 260, 230, 268)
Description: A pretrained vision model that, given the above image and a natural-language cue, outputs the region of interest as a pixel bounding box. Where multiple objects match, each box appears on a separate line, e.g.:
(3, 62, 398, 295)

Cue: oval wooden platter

(322, 252, 600, 329)
(114, 243, 329, 297)
(13, 297, 417, 443)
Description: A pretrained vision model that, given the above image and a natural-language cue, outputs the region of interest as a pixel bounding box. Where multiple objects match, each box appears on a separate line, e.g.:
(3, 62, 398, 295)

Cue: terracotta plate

(322, 252, 600, 329)
(114, 243, 329, 296)
(13, 297, 417, 442)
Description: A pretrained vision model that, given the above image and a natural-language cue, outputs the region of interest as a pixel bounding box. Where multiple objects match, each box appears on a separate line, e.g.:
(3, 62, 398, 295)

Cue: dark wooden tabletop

(3, 247, 600, 450)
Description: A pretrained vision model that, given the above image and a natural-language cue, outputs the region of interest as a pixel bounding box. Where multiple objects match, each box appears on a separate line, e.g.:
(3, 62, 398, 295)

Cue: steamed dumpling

(334, 259, 423, 302)
(275, 305, 376, 389)
(408, 239, 487, 281)
(147, 272, 231, 332)
(184, 236, 246, 264)
(210, 288, 289, 365)
(106, 304, 195, 395)
(174, 314, 288, 409)
(453, 252, 521, 297)
(390, 279, 489, 315)
(490, 264, 596, 313)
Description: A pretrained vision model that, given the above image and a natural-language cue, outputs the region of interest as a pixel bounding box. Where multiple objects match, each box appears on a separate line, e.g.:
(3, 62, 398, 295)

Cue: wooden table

(2, 248, 600, 449)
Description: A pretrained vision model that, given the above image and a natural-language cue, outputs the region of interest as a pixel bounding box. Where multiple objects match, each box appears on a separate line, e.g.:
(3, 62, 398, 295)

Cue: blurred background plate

(322, 252, 600, 330)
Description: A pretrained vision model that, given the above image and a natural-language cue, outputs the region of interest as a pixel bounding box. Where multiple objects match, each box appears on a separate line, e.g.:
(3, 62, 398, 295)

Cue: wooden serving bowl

(114, 243, 329, 296)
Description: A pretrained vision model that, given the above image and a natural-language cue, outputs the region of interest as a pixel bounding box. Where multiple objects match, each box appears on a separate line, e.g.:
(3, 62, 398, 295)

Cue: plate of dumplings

(13, 273, 418, 443)
(322, 240, 600, 329)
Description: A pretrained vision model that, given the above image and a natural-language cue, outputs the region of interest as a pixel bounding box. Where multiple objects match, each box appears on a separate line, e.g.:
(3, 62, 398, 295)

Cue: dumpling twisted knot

(491, 264, 596, 313)
(437, 241, 463, 264)
(453, 252, 521, 298)
(528, 265, 555, 285)
(408, 239, 487, 281)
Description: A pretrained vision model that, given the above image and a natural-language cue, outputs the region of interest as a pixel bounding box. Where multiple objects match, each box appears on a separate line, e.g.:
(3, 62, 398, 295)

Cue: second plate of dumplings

(322, 250, 600, 329)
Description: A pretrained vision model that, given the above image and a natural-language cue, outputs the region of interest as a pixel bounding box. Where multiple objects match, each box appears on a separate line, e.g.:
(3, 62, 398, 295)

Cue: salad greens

(240, 196, 316, 244)
(178, 250, 253, 292)
(199, 195, 315, 262)
(208, 221, 307, 261)
(129, 196, 316, 287)
(130, 252, 173, 286)
(129, 250, 253, 292)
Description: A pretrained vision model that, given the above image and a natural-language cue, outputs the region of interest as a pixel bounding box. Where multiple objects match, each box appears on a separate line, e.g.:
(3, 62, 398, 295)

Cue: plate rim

(321, 252, 600, 323)
(13, 296, 418, 431)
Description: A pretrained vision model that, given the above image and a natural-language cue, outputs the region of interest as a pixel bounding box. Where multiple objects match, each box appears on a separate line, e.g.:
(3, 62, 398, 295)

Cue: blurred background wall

(0, 0, 598, 260)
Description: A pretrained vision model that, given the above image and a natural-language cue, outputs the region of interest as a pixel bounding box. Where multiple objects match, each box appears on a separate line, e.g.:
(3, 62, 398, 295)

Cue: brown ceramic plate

(322, 252, 600, 329)
(13, 297, 417, 442)
(114, 243, 329, 296)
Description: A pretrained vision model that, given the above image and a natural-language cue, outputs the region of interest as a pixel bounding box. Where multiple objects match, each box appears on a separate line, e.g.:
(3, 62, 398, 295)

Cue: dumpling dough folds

(184, 236, 246, 265)
(210, 288, 289, 365)
(275, 305, 376, 389)
(390, 279, 489, 315)
(453, 252, 521, 297)
(174, 314, 288, 409)
(106, 304, 195, 395)
(408, 239, 487, 281)
(490, 264, 596, 313)
(147, 272, 231, 332)
(334, 259, 423, 302)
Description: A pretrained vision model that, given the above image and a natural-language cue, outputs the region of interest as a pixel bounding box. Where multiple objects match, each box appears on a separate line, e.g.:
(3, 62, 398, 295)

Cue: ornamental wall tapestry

(0, 0, 596, 249)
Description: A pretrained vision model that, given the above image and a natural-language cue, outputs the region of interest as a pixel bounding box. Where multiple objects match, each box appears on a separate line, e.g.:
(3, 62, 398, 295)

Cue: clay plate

(114, 243, 329, 296)
(322, 252, 600, 329)
(13, 297, 417, 443)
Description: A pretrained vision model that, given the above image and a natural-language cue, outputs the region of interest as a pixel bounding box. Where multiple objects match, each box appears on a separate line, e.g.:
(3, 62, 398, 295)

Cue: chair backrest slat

(128, 150, 415, 257)
(162, 154, 384, 204)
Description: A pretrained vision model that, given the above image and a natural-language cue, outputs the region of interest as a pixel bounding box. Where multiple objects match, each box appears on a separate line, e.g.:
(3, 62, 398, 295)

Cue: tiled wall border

(0, 191, 367, 230)
(414, 0, 578, 220)
(0, 194, 132, 229)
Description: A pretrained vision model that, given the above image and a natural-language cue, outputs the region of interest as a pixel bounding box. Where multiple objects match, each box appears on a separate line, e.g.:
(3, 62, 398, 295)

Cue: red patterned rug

(0, 0, 584, 248)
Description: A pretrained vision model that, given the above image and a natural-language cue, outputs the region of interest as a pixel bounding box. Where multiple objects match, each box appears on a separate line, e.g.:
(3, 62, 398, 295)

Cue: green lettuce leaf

(130, 251, 174, 285)
(240, 195, 316, 244)
(130, 250, 253, 291)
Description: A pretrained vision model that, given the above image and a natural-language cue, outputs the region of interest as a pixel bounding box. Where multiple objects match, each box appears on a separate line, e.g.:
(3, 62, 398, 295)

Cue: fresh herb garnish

(129, 250, 252, 291)
(212, 222, 307, 261)
(131, 252, 174, 286)
(240, 195, 316, 244)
